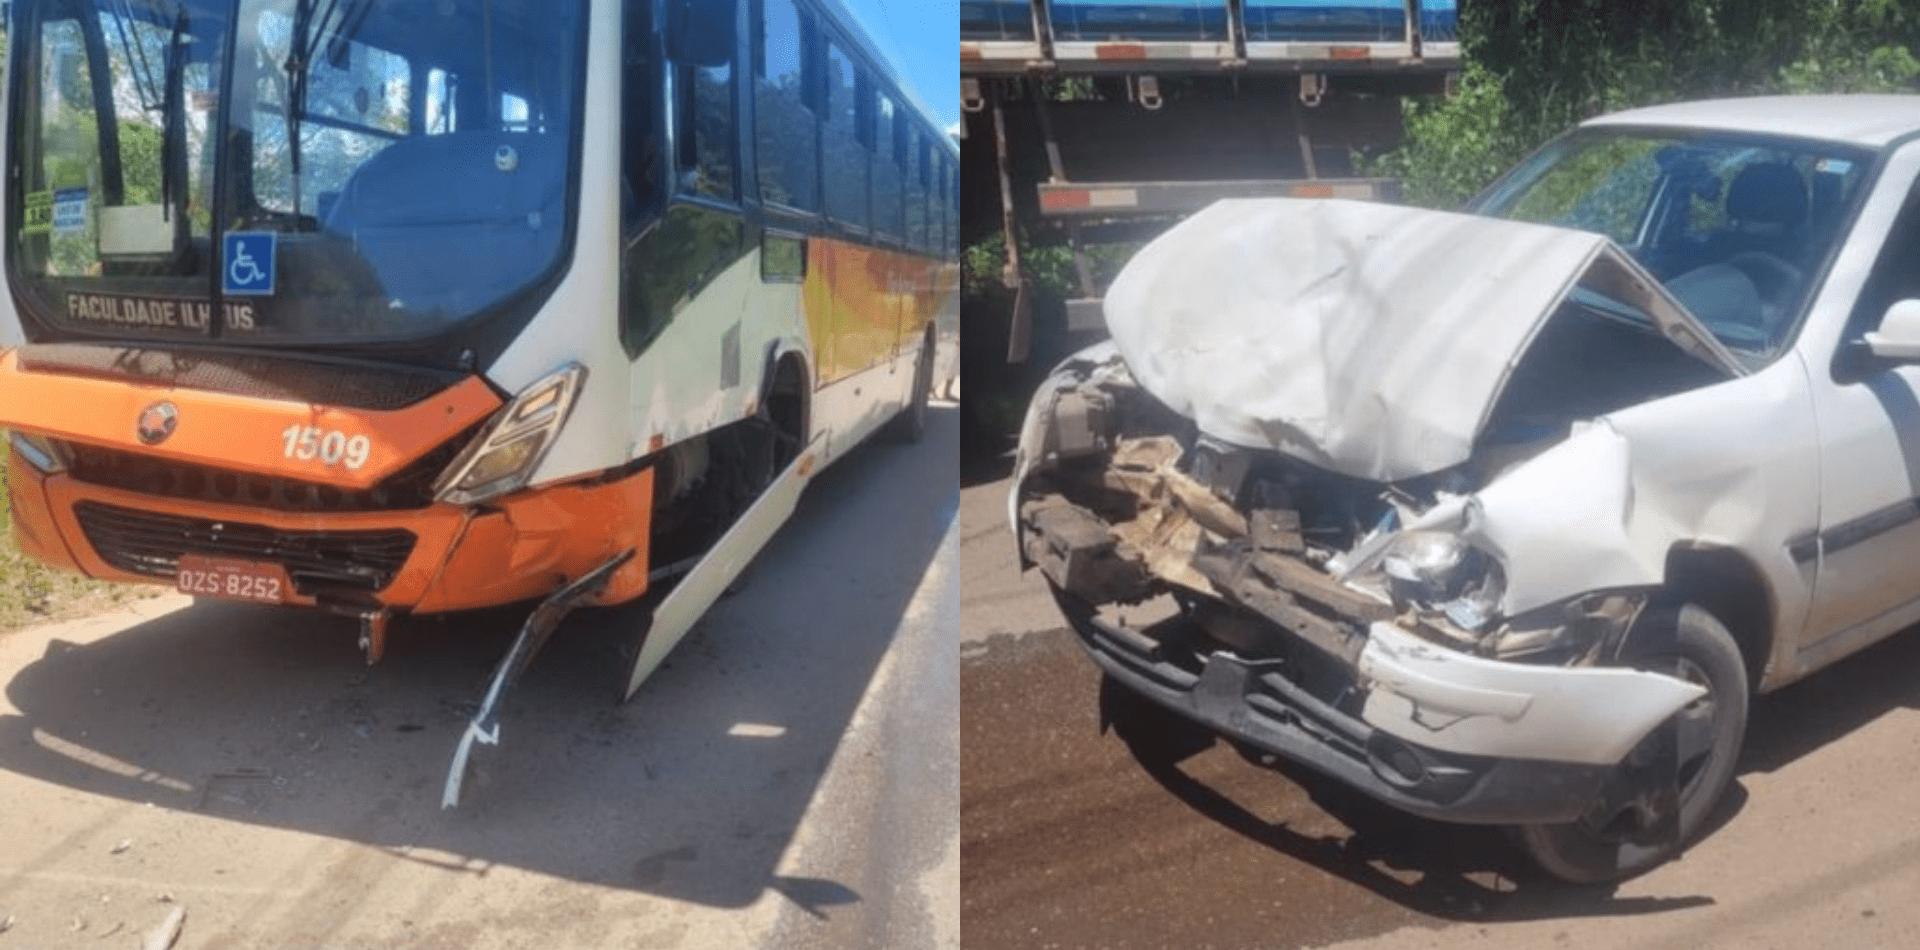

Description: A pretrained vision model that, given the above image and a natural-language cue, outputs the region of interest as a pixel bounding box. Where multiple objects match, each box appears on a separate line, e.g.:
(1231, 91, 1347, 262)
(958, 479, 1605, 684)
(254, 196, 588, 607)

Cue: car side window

(1843, 186, 1920, 346)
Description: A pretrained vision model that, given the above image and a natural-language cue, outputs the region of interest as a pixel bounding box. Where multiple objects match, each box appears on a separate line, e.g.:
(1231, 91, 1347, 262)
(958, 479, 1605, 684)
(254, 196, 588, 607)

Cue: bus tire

(884, 334, 933, 444)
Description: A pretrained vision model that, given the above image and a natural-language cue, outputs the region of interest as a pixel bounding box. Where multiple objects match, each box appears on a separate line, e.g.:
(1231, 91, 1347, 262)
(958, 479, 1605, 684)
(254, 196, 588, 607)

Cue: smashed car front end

(1005, 194, 1766, 828)
(1012, 346, 1705, 825)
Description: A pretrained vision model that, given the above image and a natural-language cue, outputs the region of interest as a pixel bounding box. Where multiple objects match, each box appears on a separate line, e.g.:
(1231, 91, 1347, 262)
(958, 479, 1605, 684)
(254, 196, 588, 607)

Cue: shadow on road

(0, 407, 959, 913)
(1122, 729, 1720, 924)
(960, 412, 1013, 490)
(1106, 620, 1920, 925)
(1737, 620, 1920, 774)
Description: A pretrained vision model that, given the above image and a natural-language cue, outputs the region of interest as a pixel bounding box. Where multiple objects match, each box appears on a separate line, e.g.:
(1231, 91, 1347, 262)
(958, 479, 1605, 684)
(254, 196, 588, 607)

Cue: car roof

(1582, 95, 1920, 149)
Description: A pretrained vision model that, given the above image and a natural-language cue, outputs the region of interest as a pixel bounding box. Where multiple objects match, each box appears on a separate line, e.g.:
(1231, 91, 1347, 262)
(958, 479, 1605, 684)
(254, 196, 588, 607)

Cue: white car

(1010, 95, 1920, 882)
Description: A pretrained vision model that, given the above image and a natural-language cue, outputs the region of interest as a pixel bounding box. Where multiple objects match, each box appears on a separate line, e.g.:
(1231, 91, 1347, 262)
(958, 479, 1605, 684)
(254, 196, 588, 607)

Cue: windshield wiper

(106, 0, 167, 110)
(285, 0, 313, 217)
(1569, 285, 1653, 328)
(282, 0, 374, 218)
(159, 7, 187, 230)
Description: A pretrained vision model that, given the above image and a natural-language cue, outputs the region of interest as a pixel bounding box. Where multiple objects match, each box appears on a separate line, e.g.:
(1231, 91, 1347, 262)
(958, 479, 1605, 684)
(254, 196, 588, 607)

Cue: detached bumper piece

(1064, 603, 1614, 826)
(442, 550, 635, 809)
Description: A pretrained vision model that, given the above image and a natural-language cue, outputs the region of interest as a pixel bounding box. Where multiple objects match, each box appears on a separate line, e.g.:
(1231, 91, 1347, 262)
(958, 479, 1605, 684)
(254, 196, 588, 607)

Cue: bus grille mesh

(73, 501, 416, 594)
(62, 430, 474, 513)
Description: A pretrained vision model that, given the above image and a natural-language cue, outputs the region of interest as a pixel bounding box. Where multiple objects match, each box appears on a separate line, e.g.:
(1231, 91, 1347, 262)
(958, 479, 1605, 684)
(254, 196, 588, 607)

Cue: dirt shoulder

(0, 436, 161, 634)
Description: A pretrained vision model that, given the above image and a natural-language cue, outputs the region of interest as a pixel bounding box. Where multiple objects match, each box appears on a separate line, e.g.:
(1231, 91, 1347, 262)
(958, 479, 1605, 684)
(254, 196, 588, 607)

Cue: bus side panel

(806, 236, 927, 382)
(803, 239, 840, 386)
(801, 236, 945, 454)
(626, 249, 811, 454)
(484, 0, 630, 491)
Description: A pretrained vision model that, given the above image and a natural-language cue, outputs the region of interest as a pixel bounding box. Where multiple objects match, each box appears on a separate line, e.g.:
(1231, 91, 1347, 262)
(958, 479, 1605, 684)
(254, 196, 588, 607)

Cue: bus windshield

(7, 0, 585, 351)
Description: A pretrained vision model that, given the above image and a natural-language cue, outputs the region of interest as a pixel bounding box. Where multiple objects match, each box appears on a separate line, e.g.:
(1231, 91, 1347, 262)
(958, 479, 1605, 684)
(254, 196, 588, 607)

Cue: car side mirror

(1866, 300, 1920, 363)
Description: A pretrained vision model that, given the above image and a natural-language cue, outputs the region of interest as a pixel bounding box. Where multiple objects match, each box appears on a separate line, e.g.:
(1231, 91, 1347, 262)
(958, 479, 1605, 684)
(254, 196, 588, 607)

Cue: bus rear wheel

(884, 334, 934, 444)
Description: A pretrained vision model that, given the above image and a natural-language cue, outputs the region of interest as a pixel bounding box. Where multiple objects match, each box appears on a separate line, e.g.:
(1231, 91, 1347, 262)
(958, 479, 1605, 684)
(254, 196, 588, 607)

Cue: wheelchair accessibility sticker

(223, 232, 276, 295)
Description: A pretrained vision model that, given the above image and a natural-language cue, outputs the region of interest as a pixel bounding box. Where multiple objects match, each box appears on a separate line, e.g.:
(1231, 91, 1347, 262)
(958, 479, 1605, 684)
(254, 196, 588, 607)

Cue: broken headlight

(8, 432, 68, 474)
(432, 363, 586, 506)
(1482, 593, 1643, 663)
(1380, 530, 1507, 631)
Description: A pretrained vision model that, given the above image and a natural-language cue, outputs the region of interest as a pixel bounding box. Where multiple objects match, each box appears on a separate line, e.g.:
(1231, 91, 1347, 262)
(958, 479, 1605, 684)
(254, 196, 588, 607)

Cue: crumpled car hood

(1102, 198, 1745, 482)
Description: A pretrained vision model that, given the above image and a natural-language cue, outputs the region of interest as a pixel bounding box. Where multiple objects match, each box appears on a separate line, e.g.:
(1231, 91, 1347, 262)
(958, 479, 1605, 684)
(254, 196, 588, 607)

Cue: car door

(1805, 163, 1920, 651)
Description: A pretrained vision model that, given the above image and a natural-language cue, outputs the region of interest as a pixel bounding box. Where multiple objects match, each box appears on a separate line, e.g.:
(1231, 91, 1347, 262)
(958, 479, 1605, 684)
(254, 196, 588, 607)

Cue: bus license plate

(176, 555, 291, 605)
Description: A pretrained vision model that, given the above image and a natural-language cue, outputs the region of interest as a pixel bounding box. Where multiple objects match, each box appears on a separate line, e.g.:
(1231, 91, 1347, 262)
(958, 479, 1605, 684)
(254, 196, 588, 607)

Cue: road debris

(95, 921, 124, 940)
(142, 905, 185, 950)
(110, 839, 132, 855)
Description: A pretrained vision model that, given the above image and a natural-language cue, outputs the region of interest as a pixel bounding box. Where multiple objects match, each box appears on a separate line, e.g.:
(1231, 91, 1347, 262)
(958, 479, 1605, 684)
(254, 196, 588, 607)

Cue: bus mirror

(665, 0, 734, 68)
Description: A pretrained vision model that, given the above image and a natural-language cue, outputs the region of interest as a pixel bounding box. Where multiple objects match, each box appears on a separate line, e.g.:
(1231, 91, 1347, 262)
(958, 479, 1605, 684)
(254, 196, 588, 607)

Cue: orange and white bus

(0, 0, 958, 803)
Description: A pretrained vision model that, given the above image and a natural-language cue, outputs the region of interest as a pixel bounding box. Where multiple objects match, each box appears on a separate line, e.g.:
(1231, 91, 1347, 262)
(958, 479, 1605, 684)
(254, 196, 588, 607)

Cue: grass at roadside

(0, 432, 160, 631)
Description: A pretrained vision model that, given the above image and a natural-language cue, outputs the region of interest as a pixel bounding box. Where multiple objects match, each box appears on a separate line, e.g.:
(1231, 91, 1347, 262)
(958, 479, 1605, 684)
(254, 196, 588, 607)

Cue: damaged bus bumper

(0, 350, 654, 620)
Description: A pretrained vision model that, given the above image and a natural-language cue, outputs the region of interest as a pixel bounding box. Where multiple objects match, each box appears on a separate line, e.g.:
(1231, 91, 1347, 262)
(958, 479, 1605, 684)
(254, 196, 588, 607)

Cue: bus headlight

(8, 431, 68, 474)
(432, 363, 586, 506)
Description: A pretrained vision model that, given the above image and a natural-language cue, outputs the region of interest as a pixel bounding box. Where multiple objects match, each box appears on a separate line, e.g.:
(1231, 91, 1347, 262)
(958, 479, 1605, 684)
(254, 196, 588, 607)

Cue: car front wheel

(1514, 603, 1749, 884)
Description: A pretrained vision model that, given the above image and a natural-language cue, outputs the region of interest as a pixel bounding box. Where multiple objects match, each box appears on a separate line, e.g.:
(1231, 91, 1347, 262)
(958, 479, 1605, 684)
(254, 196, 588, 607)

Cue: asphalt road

(0, 406, 959, 950)
(961, 472, 1920, 950)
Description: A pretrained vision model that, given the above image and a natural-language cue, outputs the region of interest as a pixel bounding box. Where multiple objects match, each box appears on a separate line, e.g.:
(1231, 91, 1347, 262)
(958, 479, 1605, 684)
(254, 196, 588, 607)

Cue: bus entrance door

(621, 434, 827, 700)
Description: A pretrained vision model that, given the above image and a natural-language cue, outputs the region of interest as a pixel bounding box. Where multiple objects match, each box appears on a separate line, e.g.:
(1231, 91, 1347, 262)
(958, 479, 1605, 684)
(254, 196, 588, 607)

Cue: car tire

(1514, 602, 1748, 884)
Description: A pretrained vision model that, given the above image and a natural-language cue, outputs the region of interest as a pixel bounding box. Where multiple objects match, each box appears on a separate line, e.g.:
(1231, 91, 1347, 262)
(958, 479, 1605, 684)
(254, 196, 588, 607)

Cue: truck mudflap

(622, 436, 825, 701)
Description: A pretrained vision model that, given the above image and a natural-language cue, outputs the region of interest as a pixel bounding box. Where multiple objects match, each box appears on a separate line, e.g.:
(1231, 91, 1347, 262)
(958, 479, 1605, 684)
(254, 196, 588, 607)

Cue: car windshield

(7, 0, 585, 349)
(1473, 127, 1874, 357)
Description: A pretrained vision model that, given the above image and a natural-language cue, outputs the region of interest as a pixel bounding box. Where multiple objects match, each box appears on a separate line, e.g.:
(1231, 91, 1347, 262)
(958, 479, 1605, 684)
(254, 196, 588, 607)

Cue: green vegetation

(0, 436, 157, 632)
(1372, 0, 1920, 209)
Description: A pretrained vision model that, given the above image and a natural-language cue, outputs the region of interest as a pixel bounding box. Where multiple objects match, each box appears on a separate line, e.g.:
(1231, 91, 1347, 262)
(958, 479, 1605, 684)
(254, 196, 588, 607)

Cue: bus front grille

(73, 501, 416, 594)
(61, 429, 475, 513)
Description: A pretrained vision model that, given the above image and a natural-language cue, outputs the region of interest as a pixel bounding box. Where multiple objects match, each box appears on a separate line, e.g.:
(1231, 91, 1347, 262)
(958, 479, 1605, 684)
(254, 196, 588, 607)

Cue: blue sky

(840, 0, 960, 134)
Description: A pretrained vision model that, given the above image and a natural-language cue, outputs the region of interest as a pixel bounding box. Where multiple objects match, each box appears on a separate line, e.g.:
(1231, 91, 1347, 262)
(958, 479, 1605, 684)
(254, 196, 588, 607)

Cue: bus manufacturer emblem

(137, 401, 179, 445)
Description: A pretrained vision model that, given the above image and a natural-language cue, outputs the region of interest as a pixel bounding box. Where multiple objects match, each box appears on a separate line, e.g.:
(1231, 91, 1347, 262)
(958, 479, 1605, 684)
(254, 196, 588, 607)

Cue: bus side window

(905, 132, 928, 251)
(621, 0, 750, 356)
(674, 42, 736, 200)
(821, 39, 867, 228)
(946, 155, 959, 254)
(754, 0, 817, 211)
(937, 156, 954, 256)
(873, 94, 902, 238)
(622, 204, 747, 353)
(621, 0, 660, 235)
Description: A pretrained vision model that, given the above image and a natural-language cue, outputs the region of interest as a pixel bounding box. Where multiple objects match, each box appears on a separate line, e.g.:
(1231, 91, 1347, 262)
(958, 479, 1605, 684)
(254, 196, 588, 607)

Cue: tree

(1374, 0, 1920, 208)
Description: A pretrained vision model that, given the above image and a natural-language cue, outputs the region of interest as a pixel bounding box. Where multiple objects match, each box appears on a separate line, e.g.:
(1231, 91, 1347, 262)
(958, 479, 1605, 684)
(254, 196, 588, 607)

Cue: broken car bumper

(1065, 604, 1701, 826)
(1017, 342, 1708, 825)
(1358, 622, 1704, 767)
